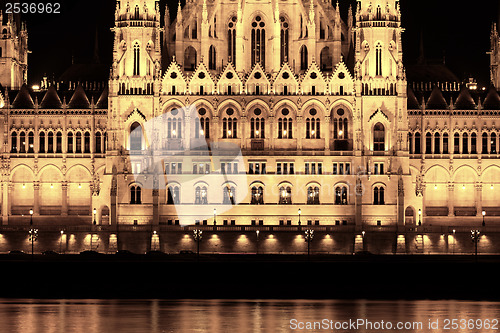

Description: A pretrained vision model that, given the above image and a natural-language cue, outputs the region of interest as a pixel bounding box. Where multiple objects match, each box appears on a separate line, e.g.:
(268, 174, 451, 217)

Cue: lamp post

(256, 230, 260, 254)
(193, 229, 202, 258)
(28, 209, 37, 260)
(304, 229, 314, 259)
(91, 208, 97, 251)
(298, 208, 302, 226)
(482, 210, 486, 227)
(418, 209, 422, 226)
(59, 230, 64, 253)
(471, 229, 480, 258)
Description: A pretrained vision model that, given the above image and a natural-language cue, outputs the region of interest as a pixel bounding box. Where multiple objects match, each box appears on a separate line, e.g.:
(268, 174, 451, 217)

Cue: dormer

(217, 63, 243, 95)
(189, 62, 215, 95)
(301, 61, 327, 95)
(245, 63, 270, 95)
(272, 63, 299, 95)
(162, 60, 187, 95)
(329, 60, 354, 96)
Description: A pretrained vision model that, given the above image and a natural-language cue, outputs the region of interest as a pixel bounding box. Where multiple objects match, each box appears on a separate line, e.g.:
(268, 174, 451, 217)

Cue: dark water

(0, 299, 499, 333)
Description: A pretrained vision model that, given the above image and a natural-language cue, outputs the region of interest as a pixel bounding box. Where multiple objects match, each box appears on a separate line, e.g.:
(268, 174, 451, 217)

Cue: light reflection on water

(0, 299, 499, 333)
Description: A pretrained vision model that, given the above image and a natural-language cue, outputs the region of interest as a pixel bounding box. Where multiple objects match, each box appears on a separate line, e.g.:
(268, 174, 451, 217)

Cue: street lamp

(471, 229, 481, 257)
(59, 230, 64, 253)
(28, 209, 37, 259)
(213, 208, 217, 226)
(193, 229, 203, 257)
(298, 208, 302, 226)
(418, 209, 422, 226)
(482, 210, 486, 227)
(256, 230, 260, 254)
(304, 229, 314, 259)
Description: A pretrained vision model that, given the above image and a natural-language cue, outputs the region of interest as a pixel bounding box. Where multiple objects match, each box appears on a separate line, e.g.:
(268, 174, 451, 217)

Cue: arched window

(166, 109, 183, 139)
(222, 108, 237, 138)
(208, 45, 216, 70)
(47, 132, 54, 153)
(67, 132, 73, 153)
(251, 186, 264, 204)
(306, 116, 320, 139)
(167, 186, 180, 204)
(19, 132, 26, 153)
(307, 186, 320, 205)
(250, 108, 265, 139)
(11, 131, 17, 153)
(373, 123, 385, 151)
(95, 132, 102, 153)
(278, 108, 292, 139)
(56, 132, 62, 153)
(223, 186, 236, 205)
(279, 186, 292, 204)
(75, 132, 82, 153)
(376, 43, 382, 76)
(373, 186, 385, 205)
(195, 186, 208, 204)
(482, 132, 489, 154)
(300, 45, 308, 70)
(134, 5, 140, 20)
(414, 132, 421, 154)
(84, 132, 91, 153)
(376, 5, 382, 20)
(443, 133, 449, 154)
(434, 133, 441, 154)
(335, 186, 348, 205)
(471, 133, 477, 154)
(491, 133, 497, 154)
(26, 132, 33, 153)
(184, 46, 197, 71)
(462, 133, 469, 154)
(251, 15, 266, 68)
(280, 16, 289, 64)
(454, 133, 460, 154)
(425, 132, 432, 154)
(191, 20, 198, 39)
(195, 109, 210, 139)
(320, 47, 332, 71)
(133, 42, 140, 76)
(130, 185, 142, 204)
(332, 108, 349, 143)
(39, 132, 45, 153)
(130, 122, 143, 150)
(228, 16, 237, 66)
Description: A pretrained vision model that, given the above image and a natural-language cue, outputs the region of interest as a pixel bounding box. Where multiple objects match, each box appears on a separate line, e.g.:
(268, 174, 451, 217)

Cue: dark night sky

(6, 0, 499, 87)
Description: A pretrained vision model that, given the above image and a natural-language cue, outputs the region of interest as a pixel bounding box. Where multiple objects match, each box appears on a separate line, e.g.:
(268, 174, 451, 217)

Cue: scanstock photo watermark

(289, 318, 500, 331)
(129, 105, 248, 225)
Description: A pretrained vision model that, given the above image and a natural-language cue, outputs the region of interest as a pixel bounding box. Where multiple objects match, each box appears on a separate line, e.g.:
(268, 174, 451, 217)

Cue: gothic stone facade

(0, 0, 497, 230)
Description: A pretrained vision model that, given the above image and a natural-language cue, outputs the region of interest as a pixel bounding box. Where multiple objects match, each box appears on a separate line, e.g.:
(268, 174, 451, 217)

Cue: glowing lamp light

(32, 85, 40, 91)
(22, 183, 26, 189)
(283, 130, 287, 135)
(78, 183, 82, 189)
(491, 185, 494, 190)
(339, 130, 344, 136)
(462, 185, 466, 190)
(200, 130, 204, 136)
(482, 210, 486, 216)
(50, 184, 54, 189)
(29, 209, 33, 215)
(434, 184, 438, 190)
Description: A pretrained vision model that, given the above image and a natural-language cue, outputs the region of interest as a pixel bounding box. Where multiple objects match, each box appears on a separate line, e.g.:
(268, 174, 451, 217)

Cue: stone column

(475, 183, 483, 217)
(324, 116, 330, 152)
(61, 181, 68, 216)
(33, 181, 40, 216)
(448, 182, 454, 217)
(2, 182, 9, 225)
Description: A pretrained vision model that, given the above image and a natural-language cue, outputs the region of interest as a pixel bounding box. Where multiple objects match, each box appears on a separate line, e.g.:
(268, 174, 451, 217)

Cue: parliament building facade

(0, 0, 499, 234)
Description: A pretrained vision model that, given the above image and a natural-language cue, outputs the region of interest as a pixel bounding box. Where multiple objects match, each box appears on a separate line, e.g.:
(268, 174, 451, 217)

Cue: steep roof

(426, 86, 448, 109)
(454, 86, 476, 110)
(96, 86, 108, 109)
(40, 85, 62, 109)
(407, 86, 421, 109)
(11, 84, 34, 109)
(483, 86, 500, 110)
(68, 85, 90, 109)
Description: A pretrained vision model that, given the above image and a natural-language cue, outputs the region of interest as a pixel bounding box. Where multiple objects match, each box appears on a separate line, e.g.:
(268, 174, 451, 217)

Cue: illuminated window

(251, 186, 264, 204)
(251, 16, 266, 69)
(280, 16, 289, 64)
(306, 116, 320, 139)
(167, 186, 180, 204)
(279, 186, 292, 204)
(75, 132, 82, 153)
(47, 132, 54, 153)
(223, 186, 236, 205)
(228, 16, 237, 66)
(195, 186, 208, 204)
(335, 186, 348, 205)
(27, 132, 34, 153)
(307, 186, 320, 205)
(130, 122, 143, 150)
(11, 131, 17, 153)
(19, 132, 26, 153)
(373, 123, 385, 151)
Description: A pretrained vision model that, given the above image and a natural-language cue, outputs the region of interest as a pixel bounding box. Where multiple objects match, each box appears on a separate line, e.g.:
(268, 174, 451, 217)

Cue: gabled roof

(68, 85, 90, 109)
(96, 86, 108, 109)
(407, 86, 421, 109)
(426, 86, 448, 109)
(245, 62, 271, 85)
(11, 84, 34, 109)
(217, 62, 243, 85)
(454, 86, 476, 110)
(40, 86, 62, 109)
(482, 86, 500, 110)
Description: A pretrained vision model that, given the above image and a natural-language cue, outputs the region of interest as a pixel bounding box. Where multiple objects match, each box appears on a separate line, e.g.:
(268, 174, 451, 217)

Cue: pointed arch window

(280, 16, 289, 64)
(434, 133, 441, 154)
(130, 122, 143, 151)
(208, 45, 216, 70)
(130, 185, 142, 204)
(19, 132, 26, 153)
(134, 5, 140, 20)
(482, 132, 489, 154)
(425, 132, 432, 154)
(75, 132, 82, 153)
(373, 186, 385, 205)
(306, 116, 320, 139)
(67, 132, 73, 153)
(11, 131, 17, 153)
(443, 133, 449, 154)
(39, 132, 46, 153)
(133, 42, 140, 76)
(300, 45, 308, 70)
(251, 16, 266, 69)
(462, 133, 469, 154)
(56, 132, 62, 153)
(491, 133, 497, 154)
(228, 16, 237, 66)
(47, 132, 54, 153)
(376, 43, 382, 76)
(414, 132, 421, 154)
(27, 132, 34, 153)
(95, 132, 102, 153)
(84, 132, 91, 153)
(373, 123, 385, 152)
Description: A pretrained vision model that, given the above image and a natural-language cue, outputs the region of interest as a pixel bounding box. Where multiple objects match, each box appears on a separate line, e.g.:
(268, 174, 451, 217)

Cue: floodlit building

(0, 0, 499, 231)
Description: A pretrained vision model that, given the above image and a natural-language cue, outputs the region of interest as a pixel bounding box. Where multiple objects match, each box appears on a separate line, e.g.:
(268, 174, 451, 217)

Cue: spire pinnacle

(176, 0, 183, 26)
(202, 0, 208, 23)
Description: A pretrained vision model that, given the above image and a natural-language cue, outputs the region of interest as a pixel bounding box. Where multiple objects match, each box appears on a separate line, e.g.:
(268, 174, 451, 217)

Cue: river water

(0, 299, 499, 332)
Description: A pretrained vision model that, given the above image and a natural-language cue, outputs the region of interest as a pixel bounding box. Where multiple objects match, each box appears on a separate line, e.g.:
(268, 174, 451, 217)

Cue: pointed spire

(348, 5, 353, 28)
(164, 3, 170, 26)
(202, 0, 208, 23)
(176, 0, 183, 26)
(309, 0, 315, 23)
(335, 1, 340, 23)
